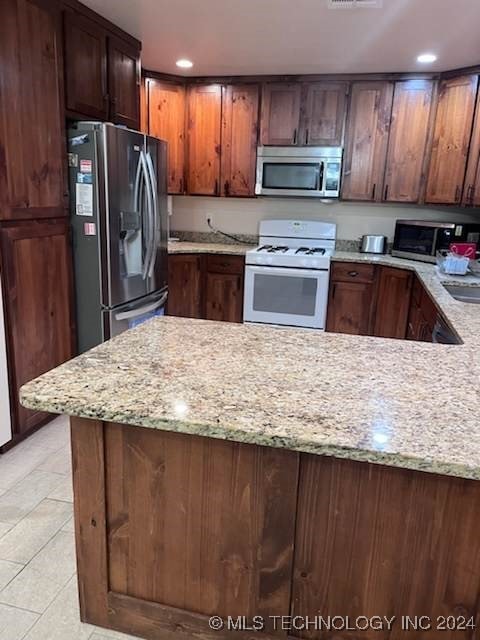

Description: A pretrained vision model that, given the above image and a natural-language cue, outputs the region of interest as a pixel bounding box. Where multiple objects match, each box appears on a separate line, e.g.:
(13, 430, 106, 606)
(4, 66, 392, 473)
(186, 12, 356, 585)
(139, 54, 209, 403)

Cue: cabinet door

(205, 272, 244, 323)
(107, 36, 140, 130)
(374, 266, 413, 339)
(463, 88, 480, 206)
(221, 85, 259, 197)
(302, 82, 348, 146)
(186, 85, 222, 195)
(425, 75, 478, 204)
(64, 10, 107, 120)
(147, 80, 186, 194)
(167, 254, 203, 318)
(260, 83, 302, 145)
(341, 82, 394, 201)
(383, 80, 434, 203)
(0, 220, 73, 436)
(0, 0, 67, 220)
(326, 281, 374, 336)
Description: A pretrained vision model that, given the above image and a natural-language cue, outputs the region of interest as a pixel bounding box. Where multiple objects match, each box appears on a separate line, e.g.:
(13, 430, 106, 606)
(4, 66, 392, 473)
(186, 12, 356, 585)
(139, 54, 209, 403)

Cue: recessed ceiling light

(176, 59, 193, 69)
(417, 53, 437, 64)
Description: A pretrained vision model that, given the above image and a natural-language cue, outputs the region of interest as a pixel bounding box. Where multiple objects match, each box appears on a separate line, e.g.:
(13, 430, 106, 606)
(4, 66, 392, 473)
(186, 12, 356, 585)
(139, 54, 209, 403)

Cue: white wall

(171, 196, 478, 240)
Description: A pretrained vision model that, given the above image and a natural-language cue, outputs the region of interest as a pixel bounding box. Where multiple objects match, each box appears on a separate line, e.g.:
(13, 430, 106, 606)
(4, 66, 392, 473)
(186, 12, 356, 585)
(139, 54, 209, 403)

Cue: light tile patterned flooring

(0, 416, 141, 639)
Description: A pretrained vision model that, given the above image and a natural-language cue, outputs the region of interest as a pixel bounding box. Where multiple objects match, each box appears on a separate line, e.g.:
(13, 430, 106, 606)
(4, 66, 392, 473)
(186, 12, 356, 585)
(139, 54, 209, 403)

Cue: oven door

(244, 265, 329, 329)
(256, 157, 324, 197)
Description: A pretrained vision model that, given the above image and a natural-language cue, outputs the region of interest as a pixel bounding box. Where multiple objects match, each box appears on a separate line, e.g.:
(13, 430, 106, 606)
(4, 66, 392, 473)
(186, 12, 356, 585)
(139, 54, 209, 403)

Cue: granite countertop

(21, 249, 480, 481)
(168, 241, 251, 255)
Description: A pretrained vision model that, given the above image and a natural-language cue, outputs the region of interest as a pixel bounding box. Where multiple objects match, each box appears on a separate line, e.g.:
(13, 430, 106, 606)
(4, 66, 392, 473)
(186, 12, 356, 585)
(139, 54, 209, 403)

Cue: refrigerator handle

(114, 291, 168, 321)
(140, 150, 154, 281)
(145, 151, 160, 279)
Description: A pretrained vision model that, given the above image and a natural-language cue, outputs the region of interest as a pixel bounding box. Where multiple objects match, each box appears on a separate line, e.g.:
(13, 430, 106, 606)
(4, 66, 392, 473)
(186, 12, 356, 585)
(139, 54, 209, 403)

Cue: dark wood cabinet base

(71, 416, 480, 640)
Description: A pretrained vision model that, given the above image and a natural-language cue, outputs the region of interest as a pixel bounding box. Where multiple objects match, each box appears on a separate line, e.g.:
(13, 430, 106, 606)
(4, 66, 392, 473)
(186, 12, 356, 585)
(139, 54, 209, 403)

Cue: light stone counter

(168, 241, 251, 255)
(21, 250, 480, 481)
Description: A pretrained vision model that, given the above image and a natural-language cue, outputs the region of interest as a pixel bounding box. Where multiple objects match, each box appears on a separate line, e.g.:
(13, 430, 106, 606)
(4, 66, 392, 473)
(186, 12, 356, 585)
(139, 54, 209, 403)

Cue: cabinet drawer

(330, 262, 376, 284)
(206, 254, 245, 275)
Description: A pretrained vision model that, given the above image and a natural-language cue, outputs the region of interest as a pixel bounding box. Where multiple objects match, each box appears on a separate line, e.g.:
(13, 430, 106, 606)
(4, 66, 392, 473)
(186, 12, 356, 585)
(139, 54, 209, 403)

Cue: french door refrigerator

(68, 122, 168, 353)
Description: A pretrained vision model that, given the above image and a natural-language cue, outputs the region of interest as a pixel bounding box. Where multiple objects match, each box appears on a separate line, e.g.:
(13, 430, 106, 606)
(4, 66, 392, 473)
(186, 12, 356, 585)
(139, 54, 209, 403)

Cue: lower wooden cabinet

(167, 254, 203, 318)
(373, 266, 413, 338)
(327, 262, 433, 341)
(0, 219, 74, 439)
(168, 253, 245, 323)
(326, 262, 376, 335)
(406, 275, 438, 342)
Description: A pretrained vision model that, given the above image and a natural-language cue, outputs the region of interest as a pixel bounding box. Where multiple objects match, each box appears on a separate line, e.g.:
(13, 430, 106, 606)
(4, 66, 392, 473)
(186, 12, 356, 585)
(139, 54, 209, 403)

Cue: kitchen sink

(444, 285, 480, 304)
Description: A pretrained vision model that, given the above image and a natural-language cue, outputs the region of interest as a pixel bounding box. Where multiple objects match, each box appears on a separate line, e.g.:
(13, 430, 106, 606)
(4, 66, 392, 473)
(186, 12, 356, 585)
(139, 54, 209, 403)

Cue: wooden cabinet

(0, 220, 73, 437)
(326, 263, 376, 335)
(0, 0, 67, 220)
(205, 255, 244, 322)
(107, 35, 140, 129)
(64, 9, 141, 128)
(186, 85, 222, 195)
(406, 275, 439, 342)
(302, 82, 348, 146)
(383, 79, 435, 203)
(64, 10, 107, 120)
(185, 84, 258, 197)
(374, 266, 413, 339)
(147, 80, 186, 194)
(463, 88, 480, 206)
(425, 75, 479, 204)
(341, 81, 394, 201)
(260, 83, 302, 145)
(221, 84, 259, 197)
(168, 253, 245, 322)
(167, 254, 203, 318)
(260, 82, 347, 146)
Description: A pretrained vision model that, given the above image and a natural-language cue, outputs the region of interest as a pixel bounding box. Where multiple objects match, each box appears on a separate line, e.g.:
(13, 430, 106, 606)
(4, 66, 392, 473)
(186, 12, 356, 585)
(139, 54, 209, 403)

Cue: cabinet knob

(348, 271, 359, 277)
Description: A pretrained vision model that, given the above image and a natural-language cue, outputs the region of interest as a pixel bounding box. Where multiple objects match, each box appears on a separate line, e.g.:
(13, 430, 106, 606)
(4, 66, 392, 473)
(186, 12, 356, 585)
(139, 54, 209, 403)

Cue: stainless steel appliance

(68, 122, 168, 353)
(244, 220, 336, 329)
(360, 234, 387, 254)
(392, 220, 480, 263)
(255, 147, 342, 198)
(0, 279, 12, 447)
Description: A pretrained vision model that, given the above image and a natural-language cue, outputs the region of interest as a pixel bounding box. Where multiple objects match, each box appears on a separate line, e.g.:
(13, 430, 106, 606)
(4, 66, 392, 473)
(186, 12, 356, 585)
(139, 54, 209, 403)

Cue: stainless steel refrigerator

(68, 122, 168, 353)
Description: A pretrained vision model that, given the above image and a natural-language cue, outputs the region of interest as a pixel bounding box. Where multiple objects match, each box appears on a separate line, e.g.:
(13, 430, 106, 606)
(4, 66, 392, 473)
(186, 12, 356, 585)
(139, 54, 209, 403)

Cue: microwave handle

(316, 163, 323, 191)
(431, 228, 439, 256)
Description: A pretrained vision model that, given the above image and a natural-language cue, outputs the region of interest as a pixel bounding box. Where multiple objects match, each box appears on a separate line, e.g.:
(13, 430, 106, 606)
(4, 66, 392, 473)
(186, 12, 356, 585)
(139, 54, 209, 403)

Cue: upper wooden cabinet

(107, 35, 140, 129)
(221, 84, 259, 197)
(260, 82, 347, 146)
(463, 87, 480, 207)
(64, 9, 141, 128)
(64, 11, 108, 120)
(185, 83, 259, 197)
(425, 75, 479, 205)
(383, 79, 435, 203)
(341, 81, 394, 201)
(186, 84, 222, 195)
(261, 83, 302, 145)
(0, 0, 67, 220)
(301, 82, 348, 146)
(147, 80, 186, 194)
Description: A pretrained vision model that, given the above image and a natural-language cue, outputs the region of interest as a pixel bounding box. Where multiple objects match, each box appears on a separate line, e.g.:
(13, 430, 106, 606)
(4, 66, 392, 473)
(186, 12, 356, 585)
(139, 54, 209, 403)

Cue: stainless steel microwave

(255, 146, 342, 198)
(392, 220, 480, 263)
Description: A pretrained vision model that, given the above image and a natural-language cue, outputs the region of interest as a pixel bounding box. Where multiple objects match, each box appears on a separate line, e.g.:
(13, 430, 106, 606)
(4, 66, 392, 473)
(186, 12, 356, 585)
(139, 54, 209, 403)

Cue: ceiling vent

(328, 0, 383, 8)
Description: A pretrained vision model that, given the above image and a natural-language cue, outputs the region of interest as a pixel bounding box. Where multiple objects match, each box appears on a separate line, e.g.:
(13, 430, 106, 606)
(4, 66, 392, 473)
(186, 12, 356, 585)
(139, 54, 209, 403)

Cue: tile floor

(0, 416, 141, 640)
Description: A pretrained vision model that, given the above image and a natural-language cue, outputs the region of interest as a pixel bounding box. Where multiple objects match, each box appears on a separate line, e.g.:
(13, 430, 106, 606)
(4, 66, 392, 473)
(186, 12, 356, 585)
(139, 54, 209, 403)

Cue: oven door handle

(246, 265, 329, 277)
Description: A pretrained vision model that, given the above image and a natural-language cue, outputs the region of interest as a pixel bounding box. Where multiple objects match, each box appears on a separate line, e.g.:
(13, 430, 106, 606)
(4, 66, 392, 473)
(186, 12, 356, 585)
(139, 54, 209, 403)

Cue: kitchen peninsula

(20, 263, 480, 640)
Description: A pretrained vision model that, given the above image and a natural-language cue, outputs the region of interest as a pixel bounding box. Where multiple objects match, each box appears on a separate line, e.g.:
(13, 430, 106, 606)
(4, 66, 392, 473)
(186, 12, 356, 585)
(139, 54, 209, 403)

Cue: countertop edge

(19, 390, 480, 482)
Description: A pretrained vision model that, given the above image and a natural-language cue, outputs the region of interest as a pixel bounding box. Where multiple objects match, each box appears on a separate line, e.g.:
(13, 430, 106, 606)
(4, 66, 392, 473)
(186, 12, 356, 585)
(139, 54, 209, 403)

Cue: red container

(449, 242, 477, 258)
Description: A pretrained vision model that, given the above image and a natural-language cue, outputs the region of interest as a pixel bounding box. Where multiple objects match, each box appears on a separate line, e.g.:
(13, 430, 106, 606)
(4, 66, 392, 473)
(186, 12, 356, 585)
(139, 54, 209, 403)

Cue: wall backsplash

(171, 196, 478, 241)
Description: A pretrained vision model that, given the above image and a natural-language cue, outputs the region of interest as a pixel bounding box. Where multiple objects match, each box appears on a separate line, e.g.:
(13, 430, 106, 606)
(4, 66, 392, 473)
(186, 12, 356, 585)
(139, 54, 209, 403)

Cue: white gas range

(243, 219, 336, 329)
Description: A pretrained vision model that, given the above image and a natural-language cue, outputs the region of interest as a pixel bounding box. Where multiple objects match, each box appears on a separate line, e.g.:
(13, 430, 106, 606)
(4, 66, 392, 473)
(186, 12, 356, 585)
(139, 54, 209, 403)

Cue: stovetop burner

(257, 245, 289, 253)
(295, 247, 326, 255)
